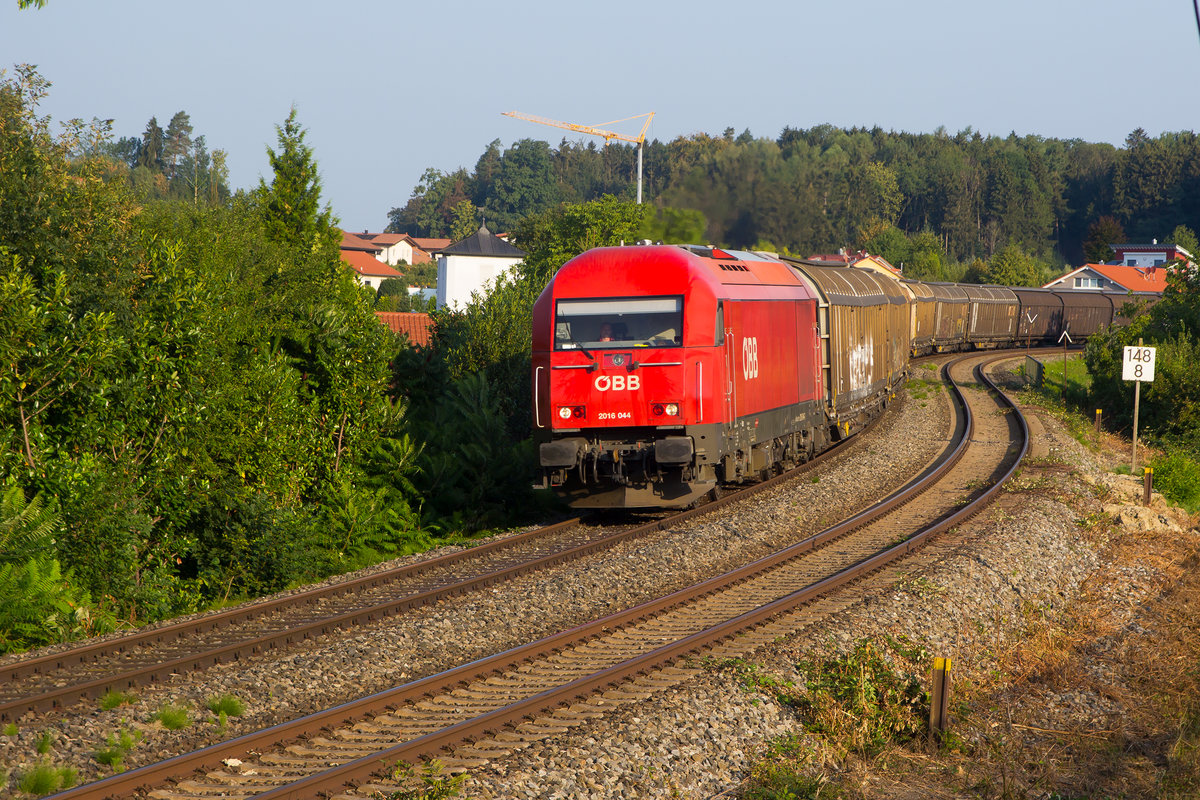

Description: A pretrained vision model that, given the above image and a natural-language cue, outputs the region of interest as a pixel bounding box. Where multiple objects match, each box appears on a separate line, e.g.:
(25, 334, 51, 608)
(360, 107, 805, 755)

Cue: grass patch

(16, 763, 78, 794)
(906, 375, 943, 401)
(206, 693, 245, 718)
(896, 573, 948, 598)
(739, 637, 932, 798)
(150, 701, 191, 730)
(743, 734, 839, 799)
(1019, 382, 1100, 450)
(93, 727, 142, 773)
(3, 722, 17, 737)
(708, 657, 796, 706)
(98, 689, 138, 711)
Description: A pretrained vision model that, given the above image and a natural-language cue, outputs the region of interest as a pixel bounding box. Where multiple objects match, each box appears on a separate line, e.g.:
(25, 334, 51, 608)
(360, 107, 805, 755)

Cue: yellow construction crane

(502, 110, 655, 203)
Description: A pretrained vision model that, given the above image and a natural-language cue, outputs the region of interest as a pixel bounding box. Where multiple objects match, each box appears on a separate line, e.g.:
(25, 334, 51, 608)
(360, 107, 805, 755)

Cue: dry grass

(742, 443, 1200, 799)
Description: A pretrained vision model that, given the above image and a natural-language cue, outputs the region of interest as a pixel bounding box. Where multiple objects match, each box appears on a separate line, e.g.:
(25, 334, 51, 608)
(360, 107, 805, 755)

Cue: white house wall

(1120, 253, 1168, 268)
(385, 242, 414, 265)
(436, 254, 524, 310)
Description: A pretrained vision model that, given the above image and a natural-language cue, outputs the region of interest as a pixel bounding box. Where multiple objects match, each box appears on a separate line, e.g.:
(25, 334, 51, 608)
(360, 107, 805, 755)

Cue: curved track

(47, 353, 1027, 800)
(2, 400, 876, 724)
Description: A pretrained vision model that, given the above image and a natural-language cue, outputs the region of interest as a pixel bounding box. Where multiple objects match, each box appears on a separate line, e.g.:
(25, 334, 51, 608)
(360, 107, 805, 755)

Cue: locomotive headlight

(558, 406, 572, 420)
(652, 403, 665, 416)
(572, 406, 585, 419)
(664, 403, 679, 417)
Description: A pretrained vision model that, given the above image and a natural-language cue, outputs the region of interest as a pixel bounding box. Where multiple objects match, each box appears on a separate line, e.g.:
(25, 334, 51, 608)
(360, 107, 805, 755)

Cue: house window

(1127, 259, 1137, 266)
(1154, 259, 1165, 266)
(1074, 277, 1101, 289)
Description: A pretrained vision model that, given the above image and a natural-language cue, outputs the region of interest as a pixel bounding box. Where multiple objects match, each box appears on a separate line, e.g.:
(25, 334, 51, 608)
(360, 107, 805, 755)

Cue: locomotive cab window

(555, 296, 683, 349)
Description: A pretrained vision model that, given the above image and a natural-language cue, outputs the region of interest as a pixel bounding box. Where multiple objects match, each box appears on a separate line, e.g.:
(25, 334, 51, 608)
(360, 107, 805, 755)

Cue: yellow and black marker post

(930, 656, 952, 734)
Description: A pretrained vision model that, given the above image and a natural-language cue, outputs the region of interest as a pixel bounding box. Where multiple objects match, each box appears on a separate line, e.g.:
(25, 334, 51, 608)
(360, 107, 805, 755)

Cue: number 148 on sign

(1122, 346, 1156, 382)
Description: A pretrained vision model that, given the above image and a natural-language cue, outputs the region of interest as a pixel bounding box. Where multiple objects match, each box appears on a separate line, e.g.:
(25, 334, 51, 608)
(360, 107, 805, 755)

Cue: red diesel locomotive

(531, 245, 907, 508)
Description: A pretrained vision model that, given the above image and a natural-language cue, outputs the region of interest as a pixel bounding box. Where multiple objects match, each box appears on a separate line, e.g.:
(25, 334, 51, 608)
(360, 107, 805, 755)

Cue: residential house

(341, 230, 384, 257)
(1042, 263, 1168, 293)
(436, 225, 525, 310)
(356, 232, 415, 266)
(342, 249, 405, 291)
(802, 250, 902, 277)
(1111, 241, 1194, 268)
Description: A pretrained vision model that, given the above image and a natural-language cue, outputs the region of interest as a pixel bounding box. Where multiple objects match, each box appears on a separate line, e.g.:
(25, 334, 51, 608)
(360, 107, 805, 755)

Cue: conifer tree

(163, 111, 192, 181)
(257, 106, 337, 251)
(137, 116, 164, 172)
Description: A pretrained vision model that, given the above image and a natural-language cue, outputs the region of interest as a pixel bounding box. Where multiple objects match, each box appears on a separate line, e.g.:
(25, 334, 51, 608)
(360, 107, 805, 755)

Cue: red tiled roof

(375, 312, 433, 347)
(341, 249, 404, 278)
(369, 233, 409, 246)
(412, 237, 451, 251)
(341, 230, 382, 252)
(1085, 263, 1168, 293)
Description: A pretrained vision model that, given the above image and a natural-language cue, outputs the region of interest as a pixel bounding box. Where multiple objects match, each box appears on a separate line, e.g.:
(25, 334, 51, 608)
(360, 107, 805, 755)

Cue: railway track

(47, 352, 1027, 800)
(2, 401, 873, 725)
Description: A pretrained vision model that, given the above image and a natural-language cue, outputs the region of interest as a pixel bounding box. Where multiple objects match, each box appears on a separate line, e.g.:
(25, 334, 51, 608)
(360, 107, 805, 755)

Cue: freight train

(531, 244, 1154, 508)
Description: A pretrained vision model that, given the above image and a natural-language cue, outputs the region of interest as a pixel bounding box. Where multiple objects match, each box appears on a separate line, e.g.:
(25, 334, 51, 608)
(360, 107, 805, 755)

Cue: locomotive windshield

(554, 296, 683, 349)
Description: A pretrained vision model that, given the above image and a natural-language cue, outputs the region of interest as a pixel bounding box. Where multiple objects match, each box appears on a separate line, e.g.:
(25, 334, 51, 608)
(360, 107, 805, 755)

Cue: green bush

(187, 489, 323, 601)
(794, 638, 928, 757)
(1151, 451, 1200, 513)
(0, 484, 117, 653)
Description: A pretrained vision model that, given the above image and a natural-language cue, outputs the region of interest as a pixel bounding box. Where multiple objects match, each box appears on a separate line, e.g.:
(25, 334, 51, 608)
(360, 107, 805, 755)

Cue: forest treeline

(94, 110, 232, 205)
(389, 125, 1200, 282)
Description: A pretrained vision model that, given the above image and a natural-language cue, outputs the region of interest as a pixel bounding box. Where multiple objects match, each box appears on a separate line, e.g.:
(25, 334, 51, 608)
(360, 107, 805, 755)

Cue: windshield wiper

(559, 321, 597, 370)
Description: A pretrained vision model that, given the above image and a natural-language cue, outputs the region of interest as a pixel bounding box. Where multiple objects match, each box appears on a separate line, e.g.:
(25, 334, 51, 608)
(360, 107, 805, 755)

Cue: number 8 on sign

(1122, 346, 1156, 383)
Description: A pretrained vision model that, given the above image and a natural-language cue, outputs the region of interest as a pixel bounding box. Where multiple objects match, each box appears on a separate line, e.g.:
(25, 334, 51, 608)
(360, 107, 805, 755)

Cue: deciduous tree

(1083, 216, 1124, 263)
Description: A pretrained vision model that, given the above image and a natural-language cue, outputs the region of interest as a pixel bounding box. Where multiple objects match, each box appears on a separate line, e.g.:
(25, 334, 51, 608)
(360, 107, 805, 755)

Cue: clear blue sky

(3, 0, 1197, 233)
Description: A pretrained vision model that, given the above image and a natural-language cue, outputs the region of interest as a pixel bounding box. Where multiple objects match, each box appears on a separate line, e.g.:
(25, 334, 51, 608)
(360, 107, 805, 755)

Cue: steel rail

(48, 353, 1026, 800)
(3, 518, 579, 681)
(2, 389, 877, 722)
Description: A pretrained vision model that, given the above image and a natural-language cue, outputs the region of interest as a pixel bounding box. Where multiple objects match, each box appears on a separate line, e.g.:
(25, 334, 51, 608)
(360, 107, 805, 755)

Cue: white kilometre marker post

(1123, 337, 1157, 472)
(1058, 327, 1072, 404)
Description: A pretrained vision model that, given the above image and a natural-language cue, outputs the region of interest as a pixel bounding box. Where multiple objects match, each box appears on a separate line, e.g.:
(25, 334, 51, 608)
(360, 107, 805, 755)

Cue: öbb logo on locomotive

(532, 244, 1154, 510)
(593, 374, 641, 392)
(742, 336, 759, 380)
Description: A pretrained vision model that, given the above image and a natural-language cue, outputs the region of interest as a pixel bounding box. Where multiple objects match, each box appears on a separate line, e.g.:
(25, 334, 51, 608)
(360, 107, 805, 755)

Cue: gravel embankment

(4, 369, 955, 792)
(452, 364, 1198, 799)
